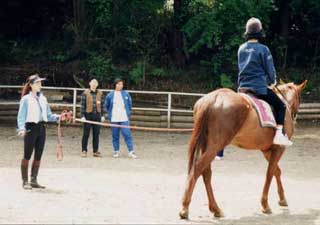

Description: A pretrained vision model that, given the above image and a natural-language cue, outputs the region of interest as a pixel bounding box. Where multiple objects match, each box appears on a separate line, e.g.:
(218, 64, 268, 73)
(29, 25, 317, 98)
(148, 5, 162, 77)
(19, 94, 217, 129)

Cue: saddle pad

(240, 93, 277, 128)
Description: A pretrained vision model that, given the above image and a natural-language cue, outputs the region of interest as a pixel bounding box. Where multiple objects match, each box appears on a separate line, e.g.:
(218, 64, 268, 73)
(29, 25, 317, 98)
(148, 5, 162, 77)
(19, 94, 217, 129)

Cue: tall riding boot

(21, 159, 32, 190)
(30, 160, 45, 189)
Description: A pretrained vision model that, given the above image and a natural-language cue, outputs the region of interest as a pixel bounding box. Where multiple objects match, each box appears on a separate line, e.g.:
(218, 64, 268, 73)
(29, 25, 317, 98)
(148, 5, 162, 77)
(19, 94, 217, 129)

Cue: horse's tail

(187, 95, 216, 174)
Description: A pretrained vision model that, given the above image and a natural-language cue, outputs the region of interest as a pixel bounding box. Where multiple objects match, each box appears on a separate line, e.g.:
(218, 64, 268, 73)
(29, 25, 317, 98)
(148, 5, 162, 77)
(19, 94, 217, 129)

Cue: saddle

(239, 89, 277, 128)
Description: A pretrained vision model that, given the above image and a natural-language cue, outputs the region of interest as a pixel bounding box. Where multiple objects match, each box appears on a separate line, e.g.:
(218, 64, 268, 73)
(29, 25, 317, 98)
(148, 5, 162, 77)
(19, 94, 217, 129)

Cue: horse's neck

(284, 110, 294, 138)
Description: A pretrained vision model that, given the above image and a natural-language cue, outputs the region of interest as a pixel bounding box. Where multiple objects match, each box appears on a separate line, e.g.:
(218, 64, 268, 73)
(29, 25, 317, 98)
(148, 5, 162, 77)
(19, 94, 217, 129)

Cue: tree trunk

(279, 0, 289, 69)
(173, 0, 186, 68)
(72, 0, 86, 53)
(112, 0, 121, 57)
(279, 0, 289, 40)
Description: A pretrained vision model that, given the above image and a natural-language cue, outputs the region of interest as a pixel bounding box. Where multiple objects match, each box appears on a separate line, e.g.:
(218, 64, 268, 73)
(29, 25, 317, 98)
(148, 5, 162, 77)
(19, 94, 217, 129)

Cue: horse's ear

(298, 80, 308, 91)
(279, 78, 285, 85)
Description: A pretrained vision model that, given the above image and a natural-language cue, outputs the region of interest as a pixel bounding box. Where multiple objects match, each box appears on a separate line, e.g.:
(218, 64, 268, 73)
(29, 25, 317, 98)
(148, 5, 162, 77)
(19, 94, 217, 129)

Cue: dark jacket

(238, 42, 276, 95)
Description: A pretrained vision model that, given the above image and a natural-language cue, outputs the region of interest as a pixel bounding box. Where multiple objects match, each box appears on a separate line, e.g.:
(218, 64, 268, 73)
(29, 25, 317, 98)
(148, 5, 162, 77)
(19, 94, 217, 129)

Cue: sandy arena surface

(0, 123, 319, 224)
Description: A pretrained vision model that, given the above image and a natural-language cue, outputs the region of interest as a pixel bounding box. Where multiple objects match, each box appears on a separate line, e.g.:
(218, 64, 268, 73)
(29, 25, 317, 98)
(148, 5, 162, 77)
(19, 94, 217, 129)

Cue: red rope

(56, 112, 193, 161)
(56, 110, 73, 161)
(74, 118, 194, 132)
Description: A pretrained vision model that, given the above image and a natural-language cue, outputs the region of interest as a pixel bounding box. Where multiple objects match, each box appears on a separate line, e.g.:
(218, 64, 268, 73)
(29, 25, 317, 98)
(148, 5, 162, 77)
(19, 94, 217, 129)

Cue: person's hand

(18, 130, 26, 137)
(101, 116, 105, 122)
(59, 114, 66, 122)
(59, 111, 73, 123)
(268, 82, 276, 90)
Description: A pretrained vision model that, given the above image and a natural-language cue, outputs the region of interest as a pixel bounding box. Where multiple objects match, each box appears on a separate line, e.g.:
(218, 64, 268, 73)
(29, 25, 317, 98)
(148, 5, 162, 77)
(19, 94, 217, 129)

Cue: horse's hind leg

(202, 164, 224, 217)
(261, 148, 288, 207)
(179, 147, 218, 219)
(260, 146, 285, 214)
(179, 168, 198, 219)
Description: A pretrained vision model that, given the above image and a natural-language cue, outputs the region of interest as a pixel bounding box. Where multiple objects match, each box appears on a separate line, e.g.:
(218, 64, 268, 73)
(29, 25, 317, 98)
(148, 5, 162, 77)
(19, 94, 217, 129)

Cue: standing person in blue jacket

(17, 74, 66, 190)
(237, 17, 292, 146)
(104, 78, 137, 159)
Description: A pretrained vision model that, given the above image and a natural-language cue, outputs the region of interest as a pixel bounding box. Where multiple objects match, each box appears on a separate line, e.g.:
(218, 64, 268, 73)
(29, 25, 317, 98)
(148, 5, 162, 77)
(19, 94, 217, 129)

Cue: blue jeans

(111, 121, 134, 152)
(217, 149, 224, 157)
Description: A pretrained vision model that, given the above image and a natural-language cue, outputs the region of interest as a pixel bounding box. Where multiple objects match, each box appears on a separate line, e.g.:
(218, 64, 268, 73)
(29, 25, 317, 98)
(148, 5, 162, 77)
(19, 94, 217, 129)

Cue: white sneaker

(273, 130, 293, 146)
(113, 152, 120, 158)
(128, 151, 138, 159)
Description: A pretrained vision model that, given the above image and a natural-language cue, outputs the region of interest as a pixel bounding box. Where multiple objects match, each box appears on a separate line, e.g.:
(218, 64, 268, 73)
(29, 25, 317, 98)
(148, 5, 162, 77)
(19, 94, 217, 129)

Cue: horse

(179, 80, 308, 219)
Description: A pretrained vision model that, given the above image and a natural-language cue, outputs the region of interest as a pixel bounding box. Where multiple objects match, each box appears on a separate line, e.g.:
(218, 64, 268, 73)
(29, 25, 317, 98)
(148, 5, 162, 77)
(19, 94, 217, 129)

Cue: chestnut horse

(179, 80, 308, 219)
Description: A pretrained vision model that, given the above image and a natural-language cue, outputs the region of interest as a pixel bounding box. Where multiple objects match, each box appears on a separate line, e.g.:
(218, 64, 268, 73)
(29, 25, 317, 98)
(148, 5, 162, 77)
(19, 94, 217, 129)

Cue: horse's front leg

(261, 146, 285, 214)
(275, 166, 288, 207)
(262, 149, 288, 207)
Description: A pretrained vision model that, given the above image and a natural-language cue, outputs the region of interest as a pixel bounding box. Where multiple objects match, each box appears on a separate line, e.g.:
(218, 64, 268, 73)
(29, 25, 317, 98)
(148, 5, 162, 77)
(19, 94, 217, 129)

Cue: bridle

(274, 85, 300, 121)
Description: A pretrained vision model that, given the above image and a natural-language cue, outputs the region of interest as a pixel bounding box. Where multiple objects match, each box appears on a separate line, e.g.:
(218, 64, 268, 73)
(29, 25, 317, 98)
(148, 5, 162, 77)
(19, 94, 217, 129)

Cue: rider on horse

(237, 17, 292, 146)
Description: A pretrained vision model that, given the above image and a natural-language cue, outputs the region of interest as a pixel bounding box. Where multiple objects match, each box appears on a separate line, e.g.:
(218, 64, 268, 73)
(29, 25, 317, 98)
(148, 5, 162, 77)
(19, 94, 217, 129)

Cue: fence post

(167, 93, 172, 128)
(73, 89, 77, 123)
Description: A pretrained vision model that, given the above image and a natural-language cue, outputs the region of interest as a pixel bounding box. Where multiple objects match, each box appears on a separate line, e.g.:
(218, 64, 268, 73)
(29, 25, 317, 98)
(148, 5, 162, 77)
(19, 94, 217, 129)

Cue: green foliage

(182, 0, 275, 78)
(86, 0, 112, 32)
(220, 73, 233, 88)
(150, 67, 166, 77)
(183, 0, 274, 52)
(53, 52, 73, 63)
(129, 61, 146, 85)
(288, 70, 303, 84)
(87, 53, 116, 81)
(0, 0, 319, 99)
(86, 0, 169, 65)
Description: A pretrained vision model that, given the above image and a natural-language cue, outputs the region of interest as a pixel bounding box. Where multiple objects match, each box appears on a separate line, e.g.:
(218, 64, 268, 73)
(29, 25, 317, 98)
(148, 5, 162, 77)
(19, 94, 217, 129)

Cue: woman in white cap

(17, 74, 65, 189)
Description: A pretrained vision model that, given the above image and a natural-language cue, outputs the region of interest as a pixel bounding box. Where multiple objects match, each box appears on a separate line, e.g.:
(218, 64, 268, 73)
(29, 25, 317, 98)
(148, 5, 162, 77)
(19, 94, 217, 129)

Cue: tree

(172, 0, 188, 68)
(72, 0, 87, 53)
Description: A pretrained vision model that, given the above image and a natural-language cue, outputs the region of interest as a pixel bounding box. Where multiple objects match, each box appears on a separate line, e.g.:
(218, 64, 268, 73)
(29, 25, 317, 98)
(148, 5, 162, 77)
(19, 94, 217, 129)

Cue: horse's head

(275, 80, 308, 118)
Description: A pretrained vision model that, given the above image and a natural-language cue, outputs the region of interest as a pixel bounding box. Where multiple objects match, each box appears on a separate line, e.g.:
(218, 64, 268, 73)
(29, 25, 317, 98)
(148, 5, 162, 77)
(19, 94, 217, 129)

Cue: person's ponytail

(21, 83, 31, 98)
(21, 74, 39, 98)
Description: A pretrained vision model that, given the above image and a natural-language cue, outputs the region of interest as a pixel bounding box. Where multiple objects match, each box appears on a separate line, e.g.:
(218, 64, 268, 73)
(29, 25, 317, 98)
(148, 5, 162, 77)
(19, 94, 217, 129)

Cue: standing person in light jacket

(80, 79, 105, 158)
(104, 78, 137, 159)
(17, 74, 66, 190)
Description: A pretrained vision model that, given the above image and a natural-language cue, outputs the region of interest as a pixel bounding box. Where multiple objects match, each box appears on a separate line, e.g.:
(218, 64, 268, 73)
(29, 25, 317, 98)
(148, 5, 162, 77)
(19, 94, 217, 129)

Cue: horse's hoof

(179, 209, 189, 220)
(214, 209, 224, 218)
(279, 199, 288, 207)
(262, 207, 272, 214)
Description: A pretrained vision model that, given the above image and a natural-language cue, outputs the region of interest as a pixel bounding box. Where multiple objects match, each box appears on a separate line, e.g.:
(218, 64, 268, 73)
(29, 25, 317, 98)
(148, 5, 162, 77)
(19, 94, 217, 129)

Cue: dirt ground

(0, 123, 319, 224)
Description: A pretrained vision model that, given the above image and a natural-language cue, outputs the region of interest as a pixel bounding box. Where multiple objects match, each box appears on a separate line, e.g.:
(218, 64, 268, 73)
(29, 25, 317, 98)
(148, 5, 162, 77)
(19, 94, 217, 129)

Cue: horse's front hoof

(214, 209, 224, 218)
(179, 209, 189, 220)
(279, 199, 288, 207)
(262, 207, 272, 214)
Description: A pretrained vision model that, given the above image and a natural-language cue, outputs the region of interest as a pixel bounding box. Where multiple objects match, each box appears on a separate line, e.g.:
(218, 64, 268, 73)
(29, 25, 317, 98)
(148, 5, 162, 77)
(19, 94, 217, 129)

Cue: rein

(56, 110, 73, 161)
(274, 85, 299, 121)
